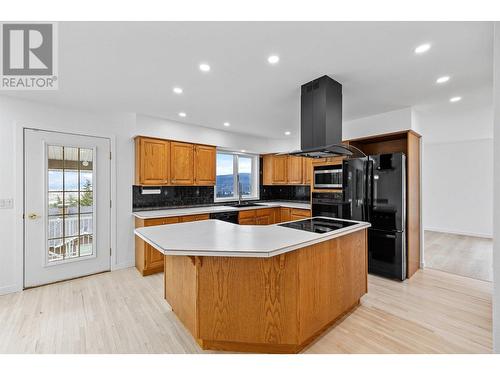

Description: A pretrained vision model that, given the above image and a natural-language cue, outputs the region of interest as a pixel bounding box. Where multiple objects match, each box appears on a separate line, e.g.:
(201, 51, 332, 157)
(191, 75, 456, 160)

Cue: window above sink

(214, 151, 259, 203)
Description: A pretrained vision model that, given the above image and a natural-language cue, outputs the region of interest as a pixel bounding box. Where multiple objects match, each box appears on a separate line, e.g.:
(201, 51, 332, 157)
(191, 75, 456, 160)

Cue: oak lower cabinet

(255, 208, 274, 225)
(181, 214, 210, 223)
(290, 208, 312, 221)
(194, 145, 216, 185)
(276, 208, 311, 223)
(239, 217, 256, 225)
(170, 141, 195, 185)
(239, 208, 275, 225)
(135, 137, 170, 185)
(135, 214, 209, 275)
(279, 207, 292, 222)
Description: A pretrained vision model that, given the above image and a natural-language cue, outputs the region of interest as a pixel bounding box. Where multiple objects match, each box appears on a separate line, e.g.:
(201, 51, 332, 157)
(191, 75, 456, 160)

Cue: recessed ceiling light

(178, 112, 187, 117)
(223, 122, 230, 127)
(173, 87, 183, 94)
(414, 43, 431, 54)
(284, 131, 291, 135)
(199, 63, 211, 72)
(450, 96, 462, 103)
(268, 55, 280, 64)
(436, 76, 450, 84)
(241, 149, 246, 153)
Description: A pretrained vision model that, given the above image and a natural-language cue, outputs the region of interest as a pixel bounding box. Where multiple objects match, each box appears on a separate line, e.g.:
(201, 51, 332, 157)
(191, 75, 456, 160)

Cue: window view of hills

(216, 173, 251, 198)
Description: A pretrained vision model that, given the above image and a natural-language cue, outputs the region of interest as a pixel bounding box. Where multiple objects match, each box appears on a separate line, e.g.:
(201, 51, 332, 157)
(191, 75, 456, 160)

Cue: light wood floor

(0, 267, 492, 354)
(424, 230, 493, 282)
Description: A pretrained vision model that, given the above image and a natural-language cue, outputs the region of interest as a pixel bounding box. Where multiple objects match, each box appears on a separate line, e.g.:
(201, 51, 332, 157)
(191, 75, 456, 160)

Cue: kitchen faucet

(237, 174, 242, 205)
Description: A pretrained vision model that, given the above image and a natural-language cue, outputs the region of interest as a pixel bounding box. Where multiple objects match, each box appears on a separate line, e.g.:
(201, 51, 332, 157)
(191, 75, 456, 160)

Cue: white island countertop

(132, 201, 311, 219)
(134, 217, 370, 258)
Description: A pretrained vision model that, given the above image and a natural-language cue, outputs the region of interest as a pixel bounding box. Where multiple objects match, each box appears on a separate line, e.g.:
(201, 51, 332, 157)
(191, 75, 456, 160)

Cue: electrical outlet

(0, 198, 14, 209)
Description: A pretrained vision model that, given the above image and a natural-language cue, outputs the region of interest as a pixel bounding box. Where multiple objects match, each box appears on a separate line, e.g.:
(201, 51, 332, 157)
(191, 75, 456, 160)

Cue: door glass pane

(64, 215, 79, 237)
(46, 145, 95, 263)
(238, 156, 252, 197)
(48, 192, 64, 216)
(216, 153, 235, 198)
(48, 215, 63, 239)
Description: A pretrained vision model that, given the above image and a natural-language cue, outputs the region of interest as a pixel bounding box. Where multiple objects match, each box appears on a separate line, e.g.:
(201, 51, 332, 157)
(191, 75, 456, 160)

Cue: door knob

(28, 213, 41, 220)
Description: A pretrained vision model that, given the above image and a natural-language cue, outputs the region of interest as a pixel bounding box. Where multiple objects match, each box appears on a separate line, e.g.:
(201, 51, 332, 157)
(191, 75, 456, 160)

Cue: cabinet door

(272, 155, 288, 184)
(180, 214, 210, 222)
(170, 141, 194, 185)
(146, 243, 164, 270)
(280, 207, 291, 222)
(302, 157, 313, 185)
(144, 216, 179, 272)
(262, 155, 274, 185)
(194, 145, 216, 186)
(255, 208, 273, 225)
(287, 156, 303, 184)
(255, 215, 271, 225)
(291, 208, 311, 218)
(239, 217, 256, 225)
(135, 137, 170, 185)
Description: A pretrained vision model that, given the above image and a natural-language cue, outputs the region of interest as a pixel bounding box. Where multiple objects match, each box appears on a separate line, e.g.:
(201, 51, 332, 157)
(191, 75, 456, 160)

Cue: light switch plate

(0, 198, 14, 209)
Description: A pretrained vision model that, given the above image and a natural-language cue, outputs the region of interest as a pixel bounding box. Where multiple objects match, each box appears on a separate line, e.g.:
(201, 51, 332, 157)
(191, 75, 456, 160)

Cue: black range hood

(287, 75, 364, 158)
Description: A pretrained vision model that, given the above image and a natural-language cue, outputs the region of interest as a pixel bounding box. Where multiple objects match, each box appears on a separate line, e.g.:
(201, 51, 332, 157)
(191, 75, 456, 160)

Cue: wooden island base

(164, 229, 368, 354)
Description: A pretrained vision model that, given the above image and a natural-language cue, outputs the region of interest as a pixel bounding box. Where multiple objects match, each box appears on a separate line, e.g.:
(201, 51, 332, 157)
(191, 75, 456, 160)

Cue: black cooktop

(278, 217, 356, 234)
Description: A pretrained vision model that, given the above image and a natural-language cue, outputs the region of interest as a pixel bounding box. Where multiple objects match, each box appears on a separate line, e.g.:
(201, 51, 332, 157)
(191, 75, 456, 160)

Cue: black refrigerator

(343, 153, 406, 280)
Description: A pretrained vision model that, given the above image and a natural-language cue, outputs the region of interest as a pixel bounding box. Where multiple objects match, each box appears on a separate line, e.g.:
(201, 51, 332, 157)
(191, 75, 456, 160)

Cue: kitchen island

(135, 217, 370, 353)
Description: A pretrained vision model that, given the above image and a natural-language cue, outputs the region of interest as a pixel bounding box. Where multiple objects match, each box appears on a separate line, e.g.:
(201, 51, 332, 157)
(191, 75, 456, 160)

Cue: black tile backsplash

(133, 186, 214, 211)
(133, 184, 310, 211)
(260, 185, 310, 202)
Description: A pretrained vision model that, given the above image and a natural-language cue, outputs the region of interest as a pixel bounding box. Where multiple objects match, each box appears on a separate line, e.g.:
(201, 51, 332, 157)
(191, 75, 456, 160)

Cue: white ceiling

(5, 21, 493, 139)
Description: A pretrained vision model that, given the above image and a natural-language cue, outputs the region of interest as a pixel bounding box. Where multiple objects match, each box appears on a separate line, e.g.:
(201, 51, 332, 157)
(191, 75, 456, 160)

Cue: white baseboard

(0, 284, 22, 296)
(424, 227, 492, 239)
(111, 261, 135, 271)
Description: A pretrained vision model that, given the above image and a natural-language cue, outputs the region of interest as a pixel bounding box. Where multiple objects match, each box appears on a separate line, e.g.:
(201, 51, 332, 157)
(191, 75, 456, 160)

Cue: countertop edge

(132, 201, 312, 219)
(134, 222, 371, 258)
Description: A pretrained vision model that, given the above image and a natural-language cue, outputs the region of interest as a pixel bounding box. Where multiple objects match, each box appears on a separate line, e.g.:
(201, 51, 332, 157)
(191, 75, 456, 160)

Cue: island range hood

(288, 75, 364, 158)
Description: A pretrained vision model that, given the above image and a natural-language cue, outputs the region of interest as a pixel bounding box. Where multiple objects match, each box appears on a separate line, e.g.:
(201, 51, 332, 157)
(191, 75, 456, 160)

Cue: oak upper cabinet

(302, 157, 313, 185)
(170, 141, 194, 185)
(287, 156, 303, 184)
(135, 137, 170, 185)
(194, 145, 216, 186)
(262, 154, 308, 185)
(262, 155, 274, 185)
(272, 155, 288, 184)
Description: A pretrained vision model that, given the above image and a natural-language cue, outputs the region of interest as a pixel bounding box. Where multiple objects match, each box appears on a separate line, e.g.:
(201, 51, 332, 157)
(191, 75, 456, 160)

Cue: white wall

(342, 107, 414, 140)
(0, 96, 137, 295)
(492, 22, 500, 354)
(136, 114, 296, 154)
(414, 98, 494, 239)
(423, 139, 493, 237)
(0, 96, 295, 295)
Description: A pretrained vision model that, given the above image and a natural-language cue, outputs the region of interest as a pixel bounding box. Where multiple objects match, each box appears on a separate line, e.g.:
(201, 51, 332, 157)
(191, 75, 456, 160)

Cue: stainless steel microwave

(313, 166, 343, 189)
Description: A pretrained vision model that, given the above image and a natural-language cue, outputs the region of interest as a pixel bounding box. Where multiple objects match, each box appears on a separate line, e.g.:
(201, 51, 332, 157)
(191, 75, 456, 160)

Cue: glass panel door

(47, 145, 95, 264)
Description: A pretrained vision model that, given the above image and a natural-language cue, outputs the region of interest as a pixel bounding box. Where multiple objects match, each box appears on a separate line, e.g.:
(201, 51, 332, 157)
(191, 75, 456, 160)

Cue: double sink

(229, 202, 266, 208)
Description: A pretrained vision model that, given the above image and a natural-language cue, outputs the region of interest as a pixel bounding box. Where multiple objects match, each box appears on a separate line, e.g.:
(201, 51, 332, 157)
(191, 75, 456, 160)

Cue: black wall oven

(313, 165, 342, 189)
(312, 192, 349, 219)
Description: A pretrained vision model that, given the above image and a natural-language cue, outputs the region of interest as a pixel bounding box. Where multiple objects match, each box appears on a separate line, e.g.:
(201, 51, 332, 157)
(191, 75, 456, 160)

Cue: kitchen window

(215, 151, 259, 202)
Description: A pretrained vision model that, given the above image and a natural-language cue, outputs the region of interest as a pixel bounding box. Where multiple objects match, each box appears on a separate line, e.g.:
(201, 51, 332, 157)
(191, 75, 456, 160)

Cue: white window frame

(214, 150, 260, 202)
